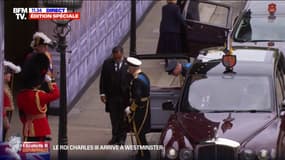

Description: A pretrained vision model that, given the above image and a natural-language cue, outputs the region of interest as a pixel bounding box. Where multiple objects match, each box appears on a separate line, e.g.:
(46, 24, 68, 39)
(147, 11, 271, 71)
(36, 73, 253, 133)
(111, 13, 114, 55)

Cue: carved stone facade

(38, 1, 154, 109)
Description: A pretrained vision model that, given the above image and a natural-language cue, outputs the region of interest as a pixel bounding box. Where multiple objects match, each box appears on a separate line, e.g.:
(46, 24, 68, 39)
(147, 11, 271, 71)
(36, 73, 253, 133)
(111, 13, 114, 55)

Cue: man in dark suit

(157, 0, 186, 54)
(99, 46, 132, 145)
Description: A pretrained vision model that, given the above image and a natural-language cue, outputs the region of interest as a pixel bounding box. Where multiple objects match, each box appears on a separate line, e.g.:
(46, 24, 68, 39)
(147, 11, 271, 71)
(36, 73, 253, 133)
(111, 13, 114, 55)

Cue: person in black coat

(125, 57, 151, 160)
(99, 46, 132, 145)
(157, 0, 186, 54)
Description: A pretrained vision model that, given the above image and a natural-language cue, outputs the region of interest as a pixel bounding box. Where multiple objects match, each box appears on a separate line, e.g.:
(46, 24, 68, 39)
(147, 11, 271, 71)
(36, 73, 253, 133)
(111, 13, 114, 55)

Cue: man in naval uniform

(165, 60, 192, 77)
(165, 60, 192, 86)
(125, 57, 151, 160)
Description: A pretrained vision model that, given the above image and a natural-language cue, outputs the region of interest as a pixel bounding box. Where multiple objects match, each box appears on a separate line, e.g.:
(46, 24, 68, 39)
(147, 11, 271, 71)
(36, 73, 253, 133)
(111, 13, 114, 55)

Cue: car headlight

(179, 148, 193, 160)
(270, 148, 276, 159)
(240, 149, 256, 160)
(166, 147, 178, 159)
(257, 149, 269, 160)
(240, 148, 276, 160)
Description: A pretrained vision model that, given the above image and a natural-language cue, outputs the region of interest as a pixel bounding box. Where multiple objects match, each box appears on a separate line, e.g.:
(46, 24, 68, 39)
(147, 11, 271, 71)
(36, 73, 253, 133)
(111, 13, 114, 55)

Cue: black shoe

(116, 139, 125, 145)
(108, 137, 117, 145)
(135, 151, 151, 160)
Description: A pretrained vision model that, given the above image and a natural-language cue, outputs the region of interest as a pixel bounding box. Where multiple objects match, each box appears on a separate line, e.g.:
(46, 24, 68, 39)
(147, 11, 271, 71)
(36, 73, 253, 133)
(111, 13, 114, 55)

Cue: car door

(136, 54, 190, 131)
(150, 87, 180, 131)
(182, 0, 233, 57)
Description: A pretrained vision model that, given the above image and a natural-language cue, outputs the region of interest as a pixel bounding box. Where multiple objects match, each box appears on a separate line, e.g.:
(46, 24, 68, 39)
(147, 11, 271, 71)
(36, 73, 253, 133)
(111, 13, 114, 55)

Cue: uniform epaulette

(137, 74, 150, 87)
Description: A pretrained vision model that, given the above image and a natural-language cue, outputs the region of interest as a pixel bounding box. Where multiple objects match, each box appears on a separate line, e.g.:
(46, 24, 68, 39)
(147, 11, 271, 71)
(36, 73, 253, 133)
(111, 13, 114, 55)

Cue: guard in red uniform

(28, 32, 54, 79)
(17, 53, 60, 141)
(2, 106, 9, 141)
(25, 32, 55, 116)
(2, 60, 21, 141)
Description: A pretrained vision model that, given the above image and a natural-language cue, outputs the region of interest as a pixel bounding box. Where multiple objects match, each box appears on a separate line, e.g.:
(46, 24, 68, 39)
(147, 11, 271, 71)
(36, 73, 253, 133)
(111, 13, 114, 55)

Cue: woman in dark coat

(157, 0, 186, 54)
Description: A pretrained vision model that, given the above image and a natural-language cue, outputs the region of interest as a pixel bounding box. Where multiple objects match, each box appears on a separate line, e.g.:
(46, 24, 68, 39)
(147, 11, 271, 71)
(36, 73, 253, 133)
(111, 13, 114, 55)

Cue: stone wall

(0, 0, 4, 140)
(39, 1, 154, 109)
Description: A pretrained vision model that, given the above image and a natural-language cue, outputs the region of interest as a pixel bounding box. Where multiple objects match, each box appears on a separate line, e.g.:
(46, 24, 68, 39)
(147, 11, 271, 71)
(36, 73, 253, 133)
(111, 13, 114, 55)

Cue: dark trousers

(136, 132, 151, 160)
(3, 128, 7, 141)
(134, 107, 151, 160)
(108, 97, 127, 143)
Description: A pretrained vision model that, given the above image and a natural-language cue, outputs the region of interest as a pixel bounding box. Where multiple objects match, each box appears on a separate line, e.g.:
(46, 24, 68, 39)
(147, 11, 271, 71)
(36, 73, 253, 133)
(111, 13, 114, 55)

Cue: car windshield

(184, 75, 272, 112)
(234, 15, 285, 42)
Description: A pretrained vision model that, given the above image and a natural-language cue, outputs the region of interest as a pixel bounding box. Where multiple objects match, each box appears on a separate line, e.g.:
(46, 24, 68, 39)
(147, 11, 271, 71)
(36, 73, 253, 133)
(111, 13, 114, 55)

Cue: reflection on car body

(187, 76, 271, 112)
(232, 1, 285, 56)
(159, 46, 285, 160)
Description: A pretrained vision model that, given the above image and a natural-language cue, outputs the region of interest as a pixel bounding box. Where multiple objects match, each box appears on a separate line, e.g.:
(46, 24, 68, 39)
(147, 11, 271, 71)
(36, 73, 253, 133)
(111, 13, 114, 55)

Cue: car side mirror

(162, 101, 175, 111)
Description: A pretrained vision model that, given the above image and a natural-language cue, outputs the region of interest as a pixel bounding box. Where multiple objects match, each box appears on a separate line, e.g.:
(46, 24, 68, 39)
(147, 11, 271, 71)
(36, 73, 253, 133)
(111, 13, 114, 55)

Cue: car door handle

(186, 25, 193, 30)
(217, 35, 224, 39)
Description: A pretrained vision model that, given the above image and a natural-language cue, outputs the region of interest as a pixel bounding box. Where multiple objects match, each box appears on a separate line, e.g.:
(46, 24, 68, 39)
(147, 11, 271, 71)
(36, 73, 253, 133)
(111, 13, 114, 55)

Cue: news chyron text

(13, 7, 80, 20)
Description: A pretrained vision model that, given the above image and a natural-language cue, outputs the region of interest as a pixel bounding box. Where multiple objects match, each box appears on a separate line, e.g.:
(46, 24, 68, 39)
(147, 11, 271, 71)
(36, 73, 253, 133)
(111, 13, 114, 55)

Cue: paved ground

(6, 1, 246, 160)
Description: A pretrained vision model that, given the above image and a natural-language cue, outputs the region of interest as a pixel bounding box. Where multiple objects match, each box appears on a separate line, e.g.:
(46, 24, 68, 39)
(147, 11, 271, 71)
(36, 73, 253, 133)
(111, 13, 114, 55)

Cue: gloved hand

(4, 61, 21, 73)
(100, 95, 106, 104)
(45, 74, 52, 83)
(125, 106, 132, 116)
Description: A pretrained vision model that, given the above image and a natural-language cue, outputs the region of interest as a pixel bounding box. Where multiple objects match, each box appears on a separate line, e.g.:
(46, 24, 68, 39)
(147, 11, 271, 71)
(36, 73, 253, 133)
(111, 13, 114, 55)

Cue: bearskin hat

(30, 32, 52, 48)
(4, 60, 21, 74)
(21, 53, 50, 89)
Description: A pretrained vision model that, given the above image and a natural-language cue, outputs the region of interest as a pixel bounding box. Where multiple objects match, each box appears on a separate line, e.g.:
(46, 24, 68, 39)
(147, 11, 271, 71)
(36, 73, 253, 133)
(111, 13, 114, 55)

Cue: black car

(159, 46, 285, 160)
(232, 1, 285, 55)
(177, 0, 285, 59)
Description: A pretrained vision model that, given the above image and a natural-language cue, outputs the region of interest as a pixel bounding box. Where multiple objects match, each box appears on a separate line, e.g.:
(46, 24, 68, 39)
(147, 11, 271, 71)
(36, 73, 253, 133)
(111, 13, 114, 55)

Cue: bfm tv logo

(12, 8, 80, 20)
(13, 8, 28, 20)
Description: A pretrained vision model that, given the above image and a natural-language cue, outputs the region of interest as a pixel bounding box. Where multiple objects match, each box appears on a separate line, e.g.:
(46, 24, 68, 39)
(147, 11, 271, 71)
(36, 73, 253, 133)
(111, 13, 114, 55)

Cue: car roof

(194, 46, 279, 76)
(245, 1, 285, 15)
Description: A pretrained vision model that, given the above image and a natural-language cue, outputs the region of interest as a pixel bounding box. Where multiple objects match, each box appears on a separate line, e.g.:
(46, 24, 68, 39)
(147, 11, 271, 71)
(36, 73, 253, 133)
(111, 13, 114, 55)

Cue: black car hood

(177, 112, 276, 145)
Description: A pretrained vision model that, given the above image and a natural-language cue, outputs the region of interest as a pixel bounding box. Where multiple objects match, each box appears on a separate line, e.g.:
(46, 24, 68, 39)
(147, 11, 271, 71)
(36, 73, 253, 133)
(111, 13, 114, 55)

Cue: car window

(234, 14, 285, 41)
(185, 1, 230, 28)
(185, 75, 272, 112)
